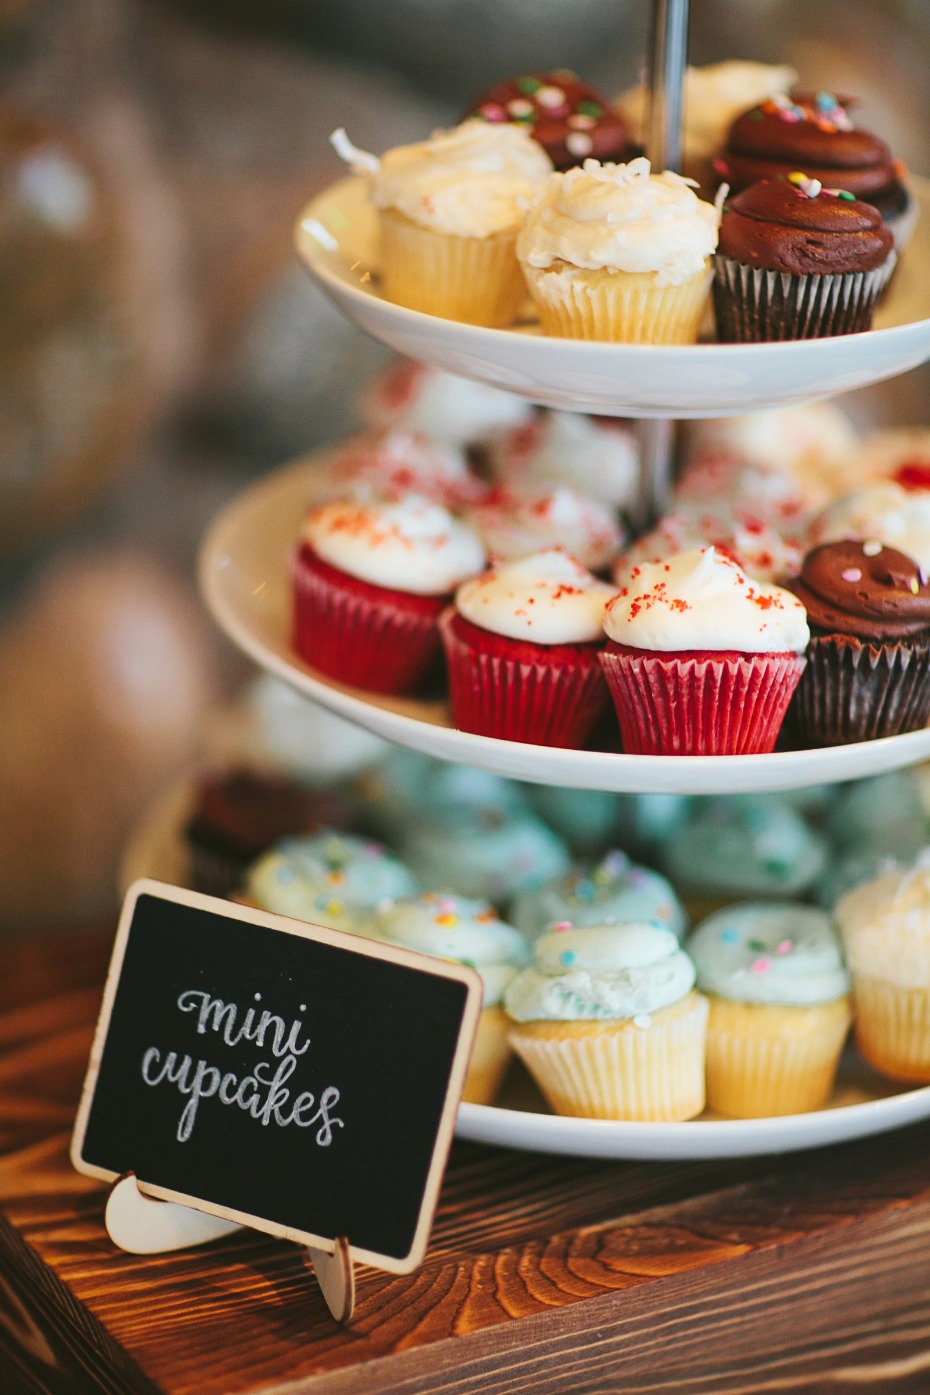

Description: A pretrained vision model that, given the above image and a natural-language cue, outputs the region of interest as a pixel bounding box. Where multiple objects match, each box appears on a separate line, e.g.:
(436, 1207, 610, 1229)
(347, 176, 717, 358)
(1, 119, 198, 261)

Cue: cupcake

(688, 902, 851, 1116)
(789, 539, 930, 746)
(362, 120, 552, 325)
(376, 892, 529, 1103)
(293, 495, 485, 695)
(466, 485, 624, 573)
(504, 921, 708, 1121)
(613, 505, 802, 587)
(440, 547, 615, 748)
(245, 829, 418, 935)
(488, 410, 639, 513)
(399, 803, 569, 908)
(661, 795, 829, 922)
(511, 849, 687, 942)
(835, 855, 930, 1082)
(713, 176, 895, 343)
(599, 548, 809, 756)
(524, 784, 621, 855)
(358, 359, 534, 447)
(516, 157, 720, 343)
(806, 482, 930, 575)
(321, 429, 487, 510)
(465, 71, 633, 171)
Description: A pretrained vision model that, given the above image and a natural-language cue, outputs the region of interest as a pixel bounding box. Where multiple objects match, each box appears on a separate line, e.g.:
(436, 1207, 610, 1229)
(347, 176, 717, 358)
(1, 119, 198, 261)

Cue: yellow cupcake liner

(852, 975, 930, 1083)
(379, 209, 526, 326)
(461, 1004, 513, 1105)
(507, 991, 708, 1121)
(522, 261, 712, 343)
(705, 995, 852, 1118)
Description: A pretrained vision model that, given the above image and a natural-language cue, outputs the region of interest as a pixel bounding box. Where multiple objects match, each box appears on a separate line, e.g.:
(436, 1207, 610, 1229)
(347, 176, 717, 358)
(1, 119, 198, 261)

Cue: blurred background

(1, 0, 928, 933)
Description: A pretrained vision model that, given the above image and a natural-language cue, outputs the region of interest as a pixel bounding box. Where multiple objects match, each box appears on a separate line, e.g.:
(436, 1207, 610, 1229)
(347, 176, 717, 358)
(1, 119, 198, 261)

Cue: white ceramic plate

(295, 174, 930, 419)
(124, 772, 930, 1160)
(198, 453, 930, 796)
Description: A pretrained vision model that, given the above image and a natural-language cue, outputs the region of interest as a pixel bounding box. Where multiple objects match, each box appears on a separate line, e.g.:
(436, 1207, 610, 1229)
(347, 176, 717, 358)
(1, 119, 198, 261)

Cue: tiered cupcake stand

(196, 8, 930, 1160)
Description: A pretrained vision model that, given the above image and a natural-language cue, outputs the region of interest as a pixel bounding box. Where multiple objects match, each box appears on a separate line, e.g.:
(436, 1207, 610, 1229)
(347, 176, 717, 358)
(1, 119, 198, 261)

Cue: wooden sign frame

(71, 880, 483, 1278)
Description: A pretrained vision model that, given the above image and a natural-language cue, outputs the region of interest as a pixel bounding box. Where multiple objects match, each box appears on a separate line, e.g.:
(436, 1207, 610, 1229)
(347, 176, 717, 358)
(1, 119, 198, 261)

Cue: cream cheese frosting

(504, 920, 696, 1021)
(455, 547, 616, 645)
(323, 429, 486, 510)
(466, 486, 624, 572)
(359, 360, 534, 445)
(516, 156, 720, 286)
(687, 902, 850, 1006)
(372, 121, 553, 238)
(376, 892, 529, 1006)
(602, 547, 809, 653)
(490, 411, 640, 511)
(805, 482, 930, 574)
(613, 507, 802, 587)
(304, 495, 486, 596)
(835, 853, 930, 986)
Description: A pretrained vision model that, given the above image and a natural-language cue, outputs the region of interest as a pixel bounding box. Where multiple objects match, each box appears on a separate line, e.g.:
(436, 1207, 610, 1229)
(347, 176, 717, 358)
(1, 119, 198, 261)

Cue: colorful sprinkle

(435, 913, 458, 928)
(911, 579, 921, 595)
(553, 920, 573, 932)
(536, 85, 567, 109)
(633, 1014, 652, 1030)
(838, 190, 855, 201)
(577, 101, 603, 119)
(748, 939, 766, 953)
(507, 98, 534, 118)
(566, 132, 594, 156)
(863, 539, 883, 556)
(275, 866, 296, 884)
(751, 957, 772, 974)
(517, 75, 542, 95)
(776, 939, 793, 955)
(477, 102, 506, 122)
(720, 929, 740, 944)
(567, 113, 595, 130)
(841, 567, 863, 582)
(560, 949, 577, 966)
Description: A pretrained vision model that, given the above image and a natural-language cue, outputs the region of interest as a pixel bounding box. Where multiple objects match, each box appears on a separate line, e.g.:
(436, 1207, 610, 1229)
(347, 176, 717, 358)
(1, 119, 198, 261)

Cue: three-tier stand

(197, 0, 930, 1159)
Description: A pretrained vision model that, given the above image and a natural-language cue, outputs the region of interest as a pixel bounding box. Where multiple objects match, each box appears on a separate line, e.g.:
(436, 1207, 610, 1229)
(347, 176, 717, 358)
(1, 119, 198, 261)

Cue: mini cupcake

(399, 804, 569, 907)
(688, 901, 851, 1116)
(362, 120, 553, 325)
(440, 547, 615, 748)
(516, 157, 720, 343)
(358, 360, 534, 447)
(714, 176, 895, 343)
(504, 921, 707, 1121)
(613, 506, 802, 587)
(376, 892, 529, 1103)
(789, 539, 930, 746)
(321, 429, 487, 509)
(293, 495, 485, 695)
(511, 849, 687, 942)
(465, 71, 633, 171)
(488, 410, 639, 513)
(806, 482, 930, 575)
(599, 547, 809, 756)
(466, 485, 625, 573)
(835, 855, 930, 1082)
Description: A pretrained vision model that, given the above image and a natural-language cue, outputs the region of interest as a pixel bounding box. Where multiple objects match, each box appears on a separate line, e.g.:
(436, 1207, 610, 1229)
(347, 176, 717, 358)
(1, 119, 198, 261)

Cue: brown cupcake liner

(713, 253, 896, 342)
(789, 634, 930, 747)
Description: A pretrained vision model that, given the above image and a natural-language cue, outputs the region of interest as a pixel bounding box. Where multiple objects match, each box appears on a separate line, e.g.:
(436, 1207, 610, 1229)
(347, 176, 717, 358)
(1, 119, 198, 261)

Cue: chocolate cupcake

(713, 176, 895, 342)
(465, 71, 633, 170)
(789, 539, 930, 746)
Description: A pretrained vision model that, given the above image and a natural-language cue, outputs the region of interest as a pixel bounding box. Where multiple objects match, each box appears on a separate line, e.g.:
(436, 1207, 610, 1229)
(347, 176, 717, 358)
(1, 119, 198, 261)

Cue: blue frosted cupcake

(511, 849, 687, 942)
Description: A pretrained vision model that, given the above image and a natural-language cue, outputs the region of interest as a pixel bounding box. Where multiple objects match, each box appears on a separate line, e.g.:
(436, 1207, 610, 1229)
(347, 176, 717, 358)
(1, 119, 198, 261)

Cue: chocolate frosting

(718, 179, 894, 274)
(791, 540, 930, 639)
(465, 71, 632, 171)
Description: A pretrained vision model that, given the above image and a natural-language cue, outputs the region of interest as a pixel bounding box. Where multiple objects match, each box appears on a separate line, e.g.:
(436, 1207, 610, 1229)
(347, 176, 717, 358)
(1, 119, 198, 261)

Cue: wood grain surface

(2, 929, 930, 1394)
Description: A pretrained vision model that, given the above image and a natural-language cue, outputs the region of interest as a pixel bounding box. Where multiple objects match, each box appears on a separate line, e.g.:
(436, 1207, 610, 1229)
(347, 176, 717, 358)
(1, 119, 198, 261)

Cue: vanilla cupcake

(835, 855, 930, 1082)
(505, 921, 707, 1120)
(376, 892, 530, 1103)
(440, 547, 615, 748)
(516, 156, 720, 343)
(367, 121, 552, 325)
(688, 902, 851, 1117)
(466, 485, 624, 572)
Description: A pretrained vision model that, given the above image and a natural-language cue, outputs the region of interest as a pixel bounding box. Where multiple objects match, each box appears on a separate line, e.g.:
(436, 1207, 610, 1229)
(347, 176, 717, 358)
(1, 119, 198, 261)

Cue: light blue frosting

(827, 773, 928, 860)
(246, 829, 418, 932)
(687, 902, 850, 1006)
(375, 893, 529, 1005)
(661, 796, 827, 897)
(511, 850, 687, 941)
(400, 809, 569, 905)
(504, 921, 696, 1022)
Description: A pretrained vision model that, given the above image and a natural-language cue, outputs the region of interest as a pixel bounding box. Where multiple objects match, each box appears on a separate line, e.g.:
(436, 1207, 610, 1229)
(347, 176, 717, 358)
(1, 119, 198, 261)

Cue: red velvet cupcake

(440, 548, 615, 748)
(293, 496, 485, 696)
(599, 548, 809, 756)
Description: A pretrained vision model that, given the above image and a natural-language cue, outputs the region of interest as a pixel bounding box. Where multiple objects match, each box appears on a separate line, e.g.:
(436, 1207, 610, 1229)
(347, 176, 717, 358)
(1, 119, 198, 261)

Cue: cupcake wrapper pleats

(790, 634, 930, 746)
(713, 254, 896, 342)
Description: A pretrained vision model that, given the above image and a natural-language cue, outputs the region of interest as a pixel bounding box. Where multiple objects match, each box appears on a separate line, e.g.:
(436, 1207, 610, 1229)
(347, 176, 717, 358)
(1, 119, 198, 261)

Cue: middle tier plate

(199, 453, 930, 796)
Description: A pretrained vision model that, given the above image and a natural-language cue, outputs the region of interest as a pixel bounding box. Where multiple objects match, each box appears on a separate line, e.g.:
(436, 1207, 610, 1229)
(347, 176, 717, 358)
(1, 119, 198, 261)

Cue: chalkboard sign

(71, 880, 482, 1274)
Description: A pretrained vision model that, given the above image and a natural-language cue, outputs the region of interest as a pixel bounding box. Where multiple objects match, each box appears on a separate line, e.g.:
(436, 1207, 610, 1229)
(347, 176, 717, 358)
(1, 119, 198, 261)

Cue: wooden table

(3, 929, 930, 1394)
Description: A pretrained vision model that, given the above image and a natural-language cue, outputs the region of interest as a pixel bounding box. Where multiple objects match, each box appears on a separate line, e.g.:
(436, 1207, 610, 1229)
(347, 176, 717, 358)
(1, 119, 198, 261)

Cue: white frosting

(455, 548, 616, 645)
(304, 495, 485, 596)
(516, 157, 720, 286)
(617, 62, 798, 165)
(323, 429, 485, 509)
(687, 902, 849, 1006)
(835, 853, 930, 987)
(491, 410, 639, 511)
(467, 486, 624, 572)
(613, 507, 801, 586)
(375, 892, 529, 1006)
(852, 427, 930, 488)
(373, 121, 552, 237)
(603, 547, 809, 653)
(359, 361, 534, 445)
(504, 921, 696, 1021)
(806, 482, 930, 574)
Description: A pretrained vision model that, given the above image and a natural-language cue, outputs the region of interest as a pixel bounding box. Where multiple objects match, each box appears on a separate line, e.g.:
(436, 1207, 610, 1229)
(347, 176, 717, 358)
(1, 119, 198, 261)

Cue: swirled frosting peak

(603, 547, 809, 652)
(792, 539, 930, 639)
(516, 156, 720, 285)
(304, 495, 485, 596)
(455, 547, 616, 644)
(687, 902, 849, 1006)
(504, 920, 696, 1021)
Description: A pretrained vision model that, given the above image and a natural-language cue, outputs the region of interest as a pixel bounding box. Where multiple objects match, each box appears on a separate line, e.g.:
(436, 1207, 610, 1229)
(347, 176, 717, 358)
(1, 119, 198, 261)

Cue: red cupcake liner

(292, 545, 447, 695)
(439, 610, 610, 748)
(598, 643, 805, 755)
(790, 634, 930, 747)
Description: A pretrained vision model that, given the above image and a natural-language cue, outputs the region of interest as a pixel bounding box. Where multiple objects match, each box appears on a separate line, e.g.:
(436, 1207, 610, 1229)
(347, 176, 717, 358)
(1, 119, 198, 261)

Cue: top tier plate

(295, 174, 930, 419)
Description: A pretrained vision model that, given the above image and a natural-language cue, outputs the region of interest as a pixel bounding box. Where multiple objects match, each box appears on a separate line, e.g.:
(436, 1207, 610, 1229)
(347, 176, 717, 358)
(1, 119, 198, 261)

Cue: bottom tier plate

(123, 773, 930, 1161)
